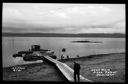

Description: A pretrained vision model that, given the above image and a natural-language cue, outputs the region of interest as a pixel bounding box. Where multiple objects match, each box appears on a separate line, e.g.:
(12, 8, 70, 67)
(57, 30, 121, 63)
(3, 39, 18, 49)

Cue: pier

(39, 53, 93, 82)
(12, 45, 93, 82)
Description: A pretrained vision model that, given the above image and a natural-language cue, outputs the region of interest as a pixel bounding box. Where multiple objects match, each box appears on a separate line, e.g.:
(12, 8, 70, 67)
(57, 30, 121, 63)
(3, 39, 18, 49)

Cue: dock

(40, 54, 93, 82)
(13, 44, 93, 82)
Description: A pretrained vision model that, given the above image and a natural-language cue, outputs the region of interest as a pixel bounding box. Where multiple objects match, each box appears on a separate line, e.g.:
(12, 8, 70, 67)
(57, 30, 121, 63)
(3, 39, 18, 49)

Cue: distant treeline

(2, 33, 125, 38)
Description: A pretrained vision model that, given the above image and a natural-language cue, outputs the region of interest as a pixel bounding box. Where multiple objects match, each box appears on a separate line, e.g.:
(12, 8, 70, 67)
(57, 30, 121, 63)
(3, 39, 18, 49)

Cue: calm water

(2, 37, 125, 67)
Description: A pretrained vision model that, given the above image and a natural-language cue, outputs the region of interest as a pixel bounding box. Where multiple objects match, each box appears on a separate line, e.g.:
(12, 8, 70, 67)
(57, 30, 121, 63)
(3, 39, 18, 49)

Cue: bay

(2, 37, 125, 67)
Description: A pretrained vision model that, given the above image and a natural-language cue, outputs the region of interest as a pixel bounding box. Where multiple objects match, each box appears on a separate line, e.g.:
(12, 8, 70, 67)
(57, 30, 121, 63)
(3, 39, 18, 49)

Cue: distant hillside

(2, 33, 125, 38)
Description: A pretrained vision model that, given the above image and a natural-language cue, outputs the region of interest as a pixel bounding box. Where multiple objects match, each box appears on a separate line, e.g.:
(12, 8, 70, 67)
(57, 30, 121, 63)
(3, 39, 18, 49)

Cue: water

(2, 37, 125, 67)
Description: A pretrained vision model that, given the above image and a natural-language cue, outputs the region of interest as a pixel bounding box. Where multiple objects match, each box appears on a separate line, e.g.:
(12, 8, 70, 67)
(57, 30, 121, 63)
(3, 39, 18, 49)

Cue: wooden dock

(41, 55, 93, 82)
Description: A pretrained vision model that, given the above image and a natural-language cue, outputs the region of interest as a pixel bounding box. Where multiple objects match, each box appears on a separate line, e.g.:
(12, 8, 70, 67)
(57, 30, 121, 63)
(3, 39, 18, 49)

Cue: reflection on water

(2, 37, 125, 67)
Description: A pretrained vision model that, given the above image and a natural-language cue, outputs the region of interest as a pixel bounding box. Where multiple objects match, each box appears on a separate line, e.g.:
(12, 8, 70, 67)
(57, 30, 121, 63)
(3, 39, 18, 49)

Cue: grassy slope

(62, 53, 125, 82)
(3, 53, 125, 82)
(3, 62, 66, 81)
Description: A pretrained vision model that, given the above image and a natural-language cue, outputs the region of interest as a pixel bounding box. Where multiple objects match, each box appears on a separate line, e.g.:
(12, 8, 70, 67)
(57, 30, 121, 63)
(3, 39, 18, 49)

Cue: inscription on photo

(91, 68, 117, 76)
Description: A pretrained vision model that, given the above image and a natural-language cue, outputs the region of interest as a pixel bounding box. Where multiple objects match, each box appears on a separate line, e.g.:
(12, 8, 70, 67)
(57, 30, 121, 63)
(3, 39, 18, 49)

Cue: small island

(72, 40, 102, 43)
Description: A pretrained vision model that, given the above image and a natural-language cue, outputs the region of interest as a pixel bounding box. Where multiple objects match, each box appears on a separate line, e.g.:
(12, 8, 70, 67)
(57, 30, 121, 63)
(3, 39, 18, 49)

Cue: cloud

(49, 10, 69, 19)
(66, 5, 110, 15)
(3, 4, 124, 25)
(2, 3, 125, 33)
(2, 19, 125, 34)
(81, 28, 125, 33)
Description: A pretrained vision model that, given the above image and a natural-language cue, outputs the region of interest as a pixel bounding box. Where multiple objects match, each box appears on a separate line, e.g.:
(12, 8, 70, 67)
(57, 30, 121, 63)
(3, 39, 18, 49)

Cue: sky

(2, 3, 125, 34)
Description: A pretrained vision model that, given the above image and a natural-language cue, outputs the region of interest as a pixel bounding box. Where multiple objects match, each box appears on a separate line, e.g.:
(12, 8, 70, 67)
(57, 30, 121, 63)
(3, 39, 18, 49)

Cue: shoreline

(3, 52, 125, 82)
(2, 33, 125, 38)
(3, 52, 125, 68)
(58, 52, 125, 62)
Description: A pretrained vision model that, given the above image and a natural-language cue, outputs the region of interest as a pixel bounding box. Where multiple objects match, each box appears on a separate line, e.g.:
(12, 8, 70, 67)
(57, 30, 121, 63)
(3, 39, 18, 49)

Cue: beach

(3, 52, 125, 82)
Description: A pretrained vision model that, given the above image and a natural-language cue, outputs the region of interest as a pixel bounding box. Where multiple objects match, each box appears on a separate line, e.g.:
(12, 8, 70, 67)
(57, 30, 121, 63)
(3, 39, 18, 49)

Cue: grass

(3, 53, 125, 82)
(62, 53, 125, 82)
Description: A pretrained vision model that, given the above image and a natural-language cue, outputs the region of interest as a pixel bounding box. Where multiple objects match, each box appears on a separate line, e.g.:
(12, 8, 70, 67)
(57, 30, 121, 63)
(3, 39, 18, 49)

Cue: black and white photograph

(2, 3, 125, 83)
